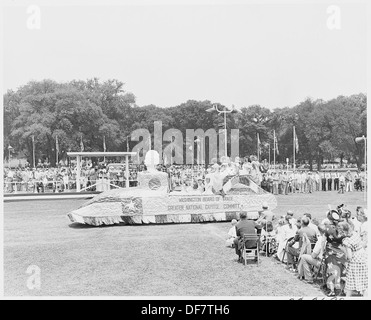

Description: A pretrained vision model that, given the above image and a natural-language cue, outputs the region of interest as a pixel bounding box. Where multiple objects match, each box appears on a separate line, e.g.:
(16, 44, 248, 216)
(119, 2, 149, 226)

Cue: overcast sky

(3, 0, 367, 110)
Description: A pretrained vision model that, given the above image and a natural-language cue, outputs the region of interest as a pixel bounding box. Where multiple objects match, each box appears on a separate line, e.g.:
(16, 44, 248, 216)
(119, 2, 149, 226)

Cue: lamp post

(8, 145, 13, 168)
(206, 104, 239, 158)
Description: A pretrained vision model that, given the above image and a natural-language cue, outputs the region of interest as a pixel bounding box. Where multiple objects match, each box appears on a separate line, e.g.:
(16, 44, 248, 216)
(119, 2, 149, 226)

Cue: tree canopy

(3, 79, 366, 168)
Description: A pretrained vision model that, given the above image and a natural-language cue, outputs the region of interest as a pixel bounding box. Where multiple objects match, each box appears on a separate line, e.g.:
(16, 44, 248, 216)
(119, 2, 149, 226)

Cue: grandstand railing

(3, 179, 138, 194)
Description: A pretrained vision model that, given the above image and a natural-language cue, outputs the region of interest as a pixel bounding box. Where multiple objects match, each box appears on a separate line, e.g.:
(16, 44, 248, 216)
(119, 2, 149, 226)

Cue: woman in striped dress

(339, 221, 368, 297)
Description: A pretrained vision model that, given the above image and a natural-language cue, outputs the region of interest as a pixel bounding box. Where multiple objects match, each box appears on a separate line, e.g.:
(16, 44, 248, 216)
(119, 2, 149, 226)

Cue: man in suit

(233, 211, 262, 262)
(285, 216, 317, 271)
(327, 172, 333, 191)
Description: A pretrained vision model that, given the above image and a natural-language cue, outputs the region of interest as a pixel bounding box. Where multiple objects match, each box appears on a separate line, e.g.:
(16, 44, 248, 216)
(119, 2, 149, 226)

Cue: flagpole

(56, 136, 58, 166)
(257, 133, 259, 162)
(32, 135, 36, 168)
(103, 135, 106, 163)
(273, 130, 276, 171)
(293, 126, 296, 171)
(8, 147, 10, 167)
(268, 143, 271, 168)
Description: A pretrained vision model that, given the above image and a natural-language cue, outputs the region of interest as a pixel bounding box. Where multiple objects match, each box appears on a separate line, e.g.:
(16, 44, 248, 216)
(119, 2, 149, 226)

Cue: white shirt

(309, 222, 320, 239)
(228, 226, 237, 238)
(351, 217, 362, 234)
(281, 223, 297, 240)
(312, 235, 326, 260)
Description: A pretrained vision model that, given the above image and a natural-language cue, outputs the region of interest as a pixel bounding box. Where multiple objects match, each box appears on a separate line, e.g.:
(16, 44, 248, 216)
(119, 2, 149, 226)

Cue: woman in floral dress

(323, 210, 347, 296)
(339, 221, 368, 297)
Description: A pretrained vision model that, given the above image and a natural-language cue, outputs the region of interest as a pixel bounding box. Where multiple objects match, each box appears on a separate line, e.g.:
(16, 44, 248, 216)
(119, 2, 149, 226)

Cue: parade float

(67, 151, 277, 226)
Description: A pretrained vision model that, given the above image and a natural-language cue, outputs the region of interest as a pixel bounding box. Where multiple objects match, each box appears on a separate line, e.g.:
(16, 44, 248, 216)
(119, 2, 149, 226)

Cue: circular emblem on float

(148, 178, 161, 190)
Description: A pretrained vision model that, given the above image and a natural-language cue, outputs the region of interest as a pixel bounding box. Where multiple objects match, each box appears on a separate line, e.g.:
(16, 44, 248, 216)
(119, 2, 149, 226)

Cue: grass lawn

(3, 190, 367, 297)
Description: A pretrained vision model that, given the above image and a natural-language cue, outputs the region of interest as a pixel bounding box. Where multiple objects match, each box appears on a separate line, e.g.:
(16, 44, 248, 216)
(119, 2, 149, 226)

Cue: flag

(56, 135, 59, 153)
(103, 135, 106, 152)
(274, 131, 279, 155)
(293, 126, 299, 153)
(80, 135, 84, 152)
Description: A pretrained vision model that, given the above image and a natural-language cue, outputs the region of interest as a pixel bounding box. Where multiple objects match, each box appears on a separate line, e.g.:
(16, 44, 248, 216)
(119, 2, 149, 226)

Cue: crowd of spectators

(3, 160, 144, 193)
(260, 170, 366, 195)
(3, 157, 367, 194)
(227, 204, 368, 297)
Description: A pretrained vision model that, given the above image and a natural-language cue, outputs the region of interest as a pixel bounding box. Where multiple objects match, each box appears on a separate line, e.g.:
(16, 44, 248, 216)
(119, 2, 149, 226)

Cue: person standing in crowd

(356, 207, 368, 249)
(62, 169, 69, 190)
(267, 171, 273, 193)
(345, 170, 353, 192)
(278, 171, 283, 195)
(306, 172, 313, 193)
(334, 171, 340, 191)
(325, 171, 331, 191)
(321, 171, 327, 191)
(328, 171, 334, 191)
(338, 173, 345, 193)
(288, 171, 294, 193)
(300, 171, 307, 193)
(360, 170, 366, 191)
(315, 171, 321, 192)
(272, 172, 279, 195)
(21, 168, 29, 192)
(339, 221, 368, 297)
(34, 168, 44, 193)
(293, 170, 300, 193)
(354, 171, 362, 191)
(282, 172, 289, 195)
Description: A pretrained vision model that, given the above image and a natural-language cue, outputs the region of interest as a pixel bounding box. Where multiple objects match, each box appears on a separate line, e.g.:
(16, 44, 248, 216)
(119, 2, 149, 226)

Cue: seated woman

(338, 221, 368, 297)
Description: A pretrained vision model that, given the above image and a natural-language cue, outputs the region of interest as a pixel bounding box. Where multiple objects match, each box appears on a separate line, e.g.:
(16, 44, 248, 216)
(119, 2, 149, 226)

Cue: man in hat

(256, 202, 276, 226)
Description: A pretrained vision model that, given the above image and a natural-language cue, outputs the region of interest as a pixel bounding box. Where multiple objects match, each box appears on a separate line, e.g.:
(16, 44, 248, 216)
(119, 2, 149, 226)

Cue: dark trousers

(321, 178, 327, 191)
(334, 178, 339, 190)
(327, 179, 332, 191)
(36, 182, 44, 193)
(287, 246, 300, 265)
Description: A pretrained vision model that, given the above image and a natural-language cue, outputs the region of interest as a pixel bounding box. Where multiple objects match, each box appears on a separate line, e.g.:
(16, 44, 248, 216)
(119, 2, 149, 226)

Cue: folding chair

(242, 234, 260, 266)
(262, 235, 276, 257)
